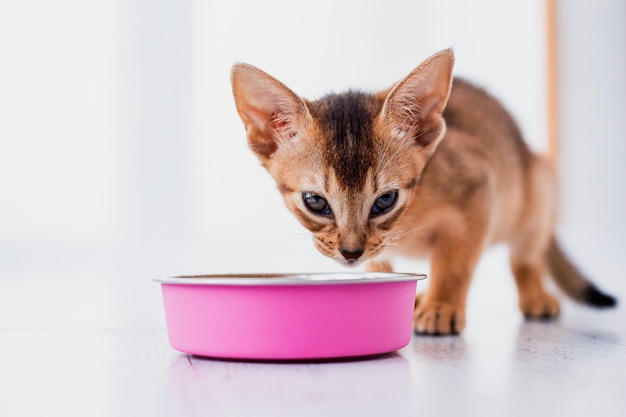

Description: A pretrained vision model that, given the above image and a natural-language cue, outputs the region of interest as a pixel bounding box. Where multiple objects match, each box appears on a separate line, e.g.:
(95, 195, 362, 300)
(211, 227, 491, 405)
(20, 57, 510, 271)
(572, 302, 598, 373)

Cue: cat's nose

(340, 248, 364, 262)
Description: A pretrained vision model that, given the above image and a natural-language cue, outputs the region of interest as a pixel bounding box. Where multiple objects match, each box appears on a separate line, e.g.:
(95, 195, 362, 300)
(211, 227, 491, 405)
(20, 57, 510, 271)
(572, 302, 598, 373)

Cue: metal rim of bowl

(153, 272, 426, 286)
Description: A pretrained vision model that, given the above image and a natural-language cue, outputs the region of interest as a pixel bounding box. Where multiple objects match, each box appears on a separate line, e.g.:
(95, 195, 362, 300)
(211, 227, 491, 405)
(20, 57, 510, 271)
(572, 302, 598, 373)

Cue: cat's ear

(379, 49, 454, 149)
(231, 63, 309, 162)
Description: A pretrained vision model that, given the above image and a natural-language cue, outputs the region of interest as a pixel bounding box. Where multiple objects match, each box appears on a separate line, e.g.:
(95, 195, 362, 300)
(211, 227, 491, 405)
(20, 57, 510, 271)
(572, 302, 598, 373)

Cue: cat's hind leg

(509, 156, 560, 319)
(510, 260, 560, 319)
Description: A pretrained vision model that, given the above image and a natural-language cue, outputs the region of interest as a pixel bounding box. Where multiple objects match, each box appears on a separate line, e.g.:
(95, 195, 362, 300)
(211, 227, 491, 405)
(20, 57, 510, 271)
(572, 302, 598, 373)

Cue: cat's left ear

(379, 49, 454, 150)
(231, 63, 310, 163)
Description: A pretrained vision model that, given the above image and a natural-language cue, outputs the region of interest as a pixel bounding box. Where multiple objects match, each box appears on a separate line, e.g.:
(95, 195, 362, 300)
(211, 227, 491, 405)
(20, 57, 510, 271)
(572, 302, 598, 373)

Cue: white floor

(1, 247, 624, 417)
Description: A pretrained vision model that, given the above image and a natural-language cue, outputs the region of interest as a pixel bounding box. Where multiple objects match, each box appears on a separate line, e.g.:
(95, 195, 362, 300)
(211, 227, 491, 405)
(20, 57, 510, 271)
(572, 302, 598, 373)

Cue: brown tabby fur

(230, 50, 616, 335)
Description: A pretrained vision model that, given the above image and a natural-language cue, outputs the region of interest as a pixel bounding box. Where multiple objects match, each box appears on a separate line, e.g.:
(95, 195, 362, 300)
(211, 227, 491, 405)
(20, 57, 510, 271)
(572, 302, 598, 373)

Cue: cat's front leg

(414, 229, 486, 335)
(414, 293, 466, 335)
(365, 259, 393, 273)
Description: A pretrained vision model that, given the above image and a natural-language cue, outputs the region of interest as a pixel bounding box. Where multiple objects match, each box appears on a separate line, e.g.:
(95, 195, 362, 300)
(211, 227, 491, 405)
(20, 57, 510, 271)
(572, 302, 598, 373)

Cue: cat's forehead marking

(308, 92, 382, 190)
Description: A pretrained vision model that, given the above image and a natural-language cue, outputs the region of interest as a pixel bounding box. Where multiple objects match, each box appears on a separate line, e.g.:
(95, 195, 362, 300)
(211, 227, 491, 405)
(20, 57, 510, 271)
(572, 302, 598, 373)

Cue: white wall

(556, 0, 626, 291)
(0, 1, 118, 239)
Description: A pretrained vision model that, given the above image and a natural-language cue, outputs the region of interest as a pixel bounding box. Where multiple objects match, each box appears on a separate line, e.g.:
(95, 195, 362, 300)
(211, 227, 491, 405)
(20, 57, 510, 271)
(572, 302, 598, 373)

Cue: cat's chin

(338, 258, 365, 268)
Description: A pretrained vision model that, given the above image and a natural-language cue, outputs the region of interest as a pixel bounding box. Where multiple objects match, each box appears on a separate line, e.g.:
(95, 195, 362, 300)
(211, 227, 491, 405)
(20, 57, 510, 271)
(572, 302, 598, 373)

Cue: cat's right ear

(231, 63, 309, 162)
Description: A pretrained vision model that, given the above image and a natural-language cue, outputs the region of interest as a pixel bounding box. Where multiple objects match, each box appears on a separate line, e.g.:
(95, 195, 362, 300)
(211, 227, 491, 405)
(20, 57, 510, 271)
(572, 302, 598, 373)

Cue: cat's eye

(303, 192, 333, 217)
(370, 191, 398, 217)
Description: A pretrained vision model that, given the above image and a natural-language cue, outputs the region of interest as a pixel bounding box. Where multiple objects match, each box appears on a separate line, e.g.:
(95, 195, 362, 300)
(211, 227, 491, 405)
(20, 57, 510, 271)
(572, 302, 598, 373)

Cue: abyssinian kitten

(230, 50, 616, 335)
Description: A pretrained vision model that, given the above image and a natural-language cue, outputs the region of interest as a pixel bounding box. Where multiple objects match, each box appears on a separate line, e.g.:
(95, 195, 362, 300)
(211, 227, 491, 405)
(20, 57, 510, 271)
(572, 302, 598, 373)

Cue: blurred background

(0, 0, 623, 329)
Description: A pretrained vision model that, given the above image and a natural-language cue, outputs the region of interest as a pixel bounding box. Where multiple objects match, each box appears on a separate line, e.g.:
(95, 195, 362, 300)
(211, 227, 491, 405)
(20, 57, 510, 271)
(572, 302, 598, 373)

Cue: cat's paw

(413, 293, 465, 335)
(519, 292, 560, 319)
(365, 260, 393, 272)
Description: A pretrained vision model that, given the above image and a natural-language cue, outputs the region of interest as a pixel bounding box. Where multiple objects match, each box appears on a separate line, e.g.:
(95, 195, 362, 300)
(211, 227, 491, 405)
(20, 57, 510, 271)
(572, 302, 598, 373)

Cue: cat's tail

(546, 237, 617, 307)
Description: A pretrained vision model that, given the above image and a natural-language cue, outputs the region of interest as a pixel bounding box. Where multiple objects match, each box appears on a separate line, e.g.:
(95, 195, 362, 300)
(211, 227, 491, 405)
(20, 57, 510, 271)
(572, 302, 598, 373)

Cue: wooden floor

(1, 248, 624, 417)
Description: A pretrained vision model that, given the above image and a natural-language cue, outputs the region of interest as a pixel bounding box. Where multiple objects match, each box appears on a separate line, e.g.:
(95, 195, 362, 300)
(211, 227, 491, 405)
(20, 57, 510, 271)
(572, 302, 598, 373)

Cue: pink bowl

(155, 272, 425, 360)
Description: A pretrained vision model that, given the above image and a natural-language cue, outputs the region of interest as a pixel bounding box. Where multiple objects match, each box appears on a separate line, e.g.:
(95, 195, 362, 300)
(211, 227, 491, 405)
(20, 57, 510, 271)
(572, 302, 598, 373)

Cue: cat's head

(231, 50, 454, 266)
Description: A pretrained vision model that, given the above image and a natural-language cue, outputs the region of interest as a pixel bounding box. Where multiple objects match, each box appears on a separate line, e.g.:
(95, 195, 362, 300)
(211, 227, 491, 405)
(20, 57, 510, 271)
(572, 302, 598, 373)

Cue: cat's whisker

(385, 230, 405, 238)
(385, 225, 425, 241)
(384, 230, 407, 240)
(396, 226, 425, 238)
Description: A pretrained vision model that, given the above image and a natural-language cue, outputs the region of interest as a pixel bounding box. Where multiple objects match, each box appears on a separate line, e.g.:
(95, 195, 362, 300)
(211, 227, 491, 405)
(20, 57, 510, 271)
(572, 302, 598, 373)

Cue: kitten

(230, 50, 616, 335)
